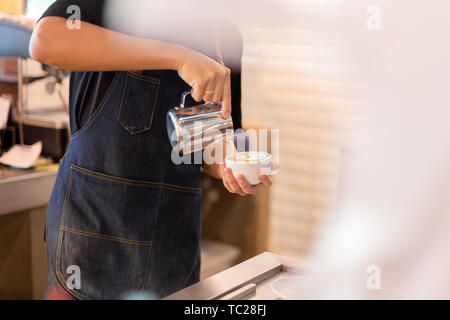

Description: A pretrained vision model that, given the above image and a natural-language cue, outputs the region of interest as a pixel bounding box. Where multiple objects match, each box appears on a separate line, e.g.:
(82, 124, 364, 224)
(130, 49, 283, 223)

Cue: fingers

(192, 79, 206, 102)
(258, 174, 273, 187)
(222, 166, 269, 197)
(203, 88, 215, 102)
(193, 69, 216, 102)
(236, 175, 264, 196)
(221, 68, 232, 119)
(212, 68, 226, 104)
(203, 74, 218, 102)
(193, 66, 231, 110)
(222, 167, 245, 196)
(178, 50, 232, 109)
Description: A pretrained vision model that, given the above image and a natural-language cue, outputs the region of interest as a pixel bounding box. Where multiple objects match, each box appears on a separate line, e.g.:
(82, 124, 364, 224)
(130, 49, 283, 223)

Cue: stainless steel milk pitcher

(166, 90, 234, 154)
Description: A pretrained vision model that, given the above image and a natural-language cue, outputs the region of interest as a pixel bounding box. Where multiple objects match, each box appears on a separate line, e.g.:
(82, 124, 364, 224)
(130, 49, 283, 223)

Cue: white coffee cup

(225, 151, 278, 185)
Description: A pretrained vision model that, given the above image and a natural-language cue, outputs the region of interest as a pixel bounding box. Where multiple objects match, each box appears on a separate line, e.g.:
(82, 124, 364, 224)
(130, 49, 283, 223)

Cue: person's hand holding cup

(221, 151, 279, 196)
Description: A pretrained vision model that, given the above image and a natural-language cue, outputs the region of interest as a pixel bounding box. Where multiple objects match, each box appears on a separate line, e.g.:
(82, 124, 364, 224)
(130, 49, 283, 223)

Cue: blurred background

(239, 0, 351, 259)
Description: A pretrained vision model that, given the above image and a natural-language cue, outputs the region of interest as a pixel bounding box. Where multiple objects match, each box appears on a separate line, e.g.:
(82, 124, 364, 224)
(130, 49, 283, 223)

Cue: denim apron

(45, 70, 202, 300)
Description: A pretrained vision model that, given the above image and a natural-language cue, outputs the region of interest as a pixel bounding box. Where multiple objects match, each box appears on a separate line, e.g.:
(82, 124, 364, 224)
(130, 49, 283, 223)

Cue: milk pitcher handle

(179, 90, 193, 109)
(179, 90, 219, 109)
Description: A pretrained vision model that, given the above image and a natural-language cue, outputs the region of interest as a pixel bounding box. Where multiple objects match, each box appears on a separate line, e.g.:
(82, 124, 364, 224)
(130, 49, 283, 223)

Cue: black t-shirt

(40, 0, 242, 134)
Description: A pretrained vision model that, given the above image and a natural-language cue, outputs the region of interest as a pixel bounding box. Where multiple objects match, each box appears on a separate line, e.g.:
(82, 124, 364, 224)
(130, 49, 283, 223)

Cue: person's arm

(29, 17, 231, 118)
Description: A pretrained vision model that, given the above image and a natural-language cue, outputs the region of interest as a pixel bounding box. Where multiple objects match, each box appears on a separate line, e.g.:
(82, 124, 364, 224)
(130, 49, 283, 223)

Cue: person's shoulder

(40, 0, 105, 26)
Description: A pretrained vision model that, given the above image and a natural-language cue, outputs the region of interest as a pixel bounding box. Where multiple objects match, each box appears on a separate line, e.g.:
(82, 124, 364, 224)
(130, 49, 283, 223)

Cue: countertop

(165, 252, 305, 300)
(0, 165, 57, 215)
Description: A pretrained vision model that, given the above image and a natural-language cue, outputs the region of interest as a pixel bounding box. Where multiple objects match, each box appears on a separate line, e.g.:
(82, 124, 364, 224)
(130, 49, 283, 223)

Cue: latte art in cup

(225, 151, 277, 185)
(231, 152, 271, 163)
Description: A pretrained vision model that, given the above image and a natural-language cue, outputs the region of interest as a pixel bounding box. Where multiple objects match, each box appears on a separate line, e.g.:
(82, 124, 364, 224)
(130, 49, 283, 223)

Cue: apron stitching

(72, 164, 159, 187)
(141, 188, 163, 289)
(55, 278, 84, 301)
(127, 71, 161, 84)
(116, 73, 132, 133)
(147, 76, 160, 129)
(55, 170, 85, 300)
(71, 72, 121, 140)
(71, 164, 202, 194)
(161, 183, 201, 194)
(54, 276, 84, 300)
(117, 73, 161, 135)
(62, 226, 153, 246)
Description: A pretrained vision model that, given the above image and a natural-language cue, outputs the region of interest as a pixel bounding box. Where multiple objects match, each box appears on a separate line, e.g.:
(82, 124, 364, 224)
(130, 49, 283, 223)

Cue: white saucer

(271, 276, 305, 300)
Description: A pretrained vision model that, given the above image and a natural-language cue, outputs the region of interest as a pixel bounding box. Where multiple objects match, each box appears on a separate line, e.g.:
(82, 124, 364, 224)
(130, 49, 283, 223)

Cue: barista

(30, 0, 273, 299)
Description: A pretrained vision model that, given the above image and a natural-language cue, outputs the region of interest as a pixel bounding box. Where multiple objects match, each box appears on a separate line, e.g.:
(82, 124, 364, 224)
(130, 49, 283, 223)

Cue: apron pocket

(117, 72, 160, 135)
(56, 164, 161, 300)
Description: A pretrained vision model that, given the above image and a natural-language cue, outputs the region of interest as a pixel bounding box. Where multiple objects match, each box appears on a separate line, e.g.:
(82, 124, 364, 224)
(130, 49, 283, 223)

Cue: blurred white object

(25, 0, 56, 20)
(300, 0, 450, 299)
(271, 276, 310, 300)
(23, 59, 70, 112)
(0, 141, 42, 169)
(103, 0, 284, 70)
